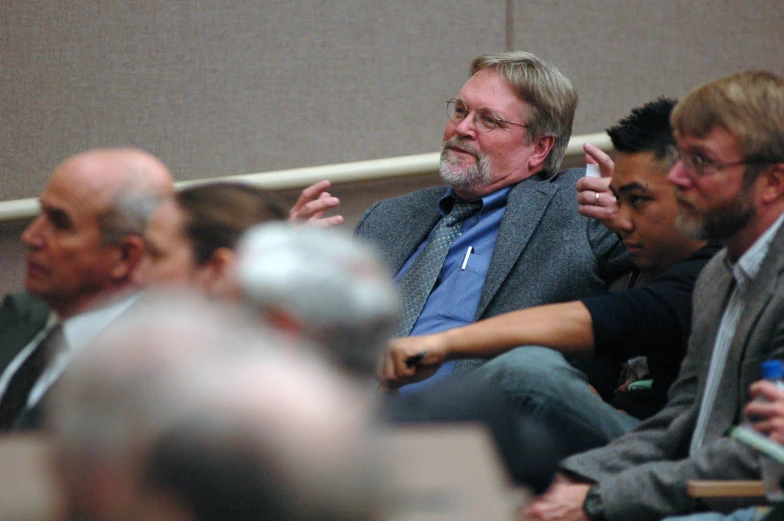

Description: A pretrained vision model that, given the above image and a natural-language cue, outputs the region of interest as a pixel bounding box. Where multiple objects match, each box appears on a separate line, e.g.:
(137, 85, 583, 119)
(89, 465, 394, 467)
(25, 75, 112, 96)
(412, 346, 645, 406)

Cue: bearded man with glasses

(525, 70, 784, 521)
(353, 51, 631, 393)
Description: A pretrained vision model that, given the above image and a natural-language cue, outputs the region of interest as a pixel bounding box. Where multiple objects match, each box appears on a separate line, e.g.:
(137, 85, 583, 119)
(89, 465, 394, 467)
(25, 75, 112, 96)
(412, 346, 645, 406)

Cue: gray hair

(98, 175, 169, 246)
(142, 349, 381, 521)
(49, 293, 272, 483)
(235, 223, 400, 379)
(49, 291, 381, 521)
(471, 51, 578, 176)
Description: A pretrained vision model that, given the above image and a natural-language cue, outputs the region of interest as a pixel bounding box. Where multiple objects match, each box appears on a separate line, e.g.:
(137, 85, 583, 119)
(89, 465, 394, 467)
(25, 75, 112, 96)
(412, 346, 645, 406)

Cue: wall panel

(1, 0, 782, 296)
(511, 0, 784, 135)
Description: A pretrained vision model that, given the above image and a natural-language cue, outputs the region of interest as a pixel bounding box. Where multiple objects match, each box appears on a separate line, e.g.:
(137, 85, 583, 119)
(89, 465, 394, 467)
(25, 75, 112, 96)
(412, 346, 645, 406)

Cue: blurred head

(140, 182, 285, 296)
(138, 349, 380, 521)
(235, 223, 399, 379)
(607, 98, 705, 275)
(668, 70, 784, 257)
(22, 149, 173, 318)
(49, 292, 285, 521)
(440, 52, 577, 198)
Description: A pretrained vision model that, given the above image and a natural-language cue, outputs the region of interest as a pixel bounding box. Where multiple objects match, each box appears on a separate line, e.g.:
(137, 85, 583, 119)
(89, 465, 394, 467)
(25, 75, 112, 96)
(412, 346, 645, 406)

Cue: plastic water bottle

(759, 360, 784, 501)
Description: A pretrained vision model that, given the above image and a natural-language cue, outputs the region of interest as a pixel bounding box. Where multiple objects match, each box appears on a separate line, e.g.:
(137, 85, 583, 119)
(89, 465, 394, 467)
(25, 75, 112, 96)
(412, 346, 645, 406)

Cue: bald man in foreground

(0, 148, 174, 430)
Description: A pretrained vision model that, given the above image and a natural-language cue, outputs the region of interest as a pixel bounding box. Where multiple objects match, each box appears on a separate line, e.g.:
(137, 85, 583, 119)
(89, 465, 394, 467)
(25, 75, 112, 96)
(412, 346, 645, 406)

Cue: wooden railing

(0, 132, 611, 222)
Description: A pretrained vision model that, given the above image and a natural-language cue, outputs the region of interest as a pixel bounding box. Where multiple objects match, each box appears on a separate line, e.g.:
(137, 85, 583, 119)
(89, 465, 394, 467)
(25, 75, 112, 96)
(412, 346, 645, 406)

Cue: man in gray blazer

(354, 51, 629, 391)
(524, 70, 784, 521)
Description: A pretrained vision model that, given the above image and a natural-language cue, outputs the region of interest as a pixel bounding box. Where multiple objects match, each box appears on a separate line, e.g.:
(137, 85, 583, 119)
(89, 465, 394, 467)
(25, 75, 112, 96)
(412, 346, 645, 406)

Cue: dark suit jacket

(0, 293, 52, 430)
(355, 169, 631, 370)
(0, 292, 51, 373)
(560, 222, 784, 521)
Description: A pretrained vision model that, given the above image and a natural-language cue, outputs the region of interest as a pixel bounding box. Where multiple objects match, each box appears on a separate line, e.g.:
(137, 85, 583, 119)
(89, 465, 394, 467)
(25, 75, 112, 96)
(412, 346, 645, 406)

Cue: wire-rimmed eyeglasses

(677, 149, 770, 177)
(446, 98, 527, 133)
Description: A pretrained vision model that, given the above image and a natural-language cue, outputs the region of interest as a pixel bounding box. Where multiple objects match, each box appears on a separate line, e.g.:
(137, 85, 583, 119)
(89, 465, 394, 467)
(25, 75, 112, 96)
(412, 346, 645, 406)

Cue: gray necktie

(394, 199, 482, 337)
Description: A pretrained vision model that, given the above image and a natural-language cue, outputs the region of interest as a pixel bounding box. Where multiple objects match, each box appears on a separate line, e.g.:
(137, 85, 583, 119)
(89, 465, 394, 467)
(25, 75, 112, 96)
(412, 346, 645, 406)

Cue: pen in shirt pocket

(461, 246, 474, 270)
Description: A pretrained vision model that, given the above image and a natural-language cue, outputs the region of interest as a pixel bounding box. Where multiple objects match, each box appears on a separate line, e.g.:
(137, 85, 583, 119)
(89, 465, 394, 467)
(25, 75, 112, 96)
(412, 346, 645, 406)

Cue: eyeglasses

(446, 98, 527, 133)
(677, 149, 767, 177)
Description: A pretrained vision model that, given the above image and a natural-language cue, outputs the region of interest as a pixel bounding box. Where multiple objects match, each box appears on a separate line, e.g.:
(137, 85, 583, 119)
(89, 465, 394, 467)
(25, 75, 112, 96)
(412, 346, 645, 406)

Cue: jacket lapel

(476, 176, 561, 318)
(0, 320, 48, 375)
(387, 191, 445, 274)
(705, 224, 784, 441)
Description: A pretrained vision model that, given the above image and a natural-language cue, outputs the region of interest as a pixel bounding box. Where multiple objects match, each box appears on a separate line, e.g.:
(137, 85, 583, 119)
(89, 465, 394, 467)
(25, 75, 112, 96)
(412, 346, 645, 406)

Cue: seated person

(522, 68, 784, 521)
(0, 148, 175, 431)
(139, 181, 286, 295)
(661, 377, 784, 521)
(233, 222, 570, 492)
(380, 98, 718, 443)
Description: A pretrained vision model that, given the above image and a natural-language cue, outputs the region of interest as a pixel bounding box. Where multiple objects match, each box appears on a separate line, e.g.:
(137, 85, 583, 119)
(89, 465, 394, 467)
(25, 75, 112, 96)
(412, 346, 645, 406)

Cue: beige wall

(1, 0, 783, 295)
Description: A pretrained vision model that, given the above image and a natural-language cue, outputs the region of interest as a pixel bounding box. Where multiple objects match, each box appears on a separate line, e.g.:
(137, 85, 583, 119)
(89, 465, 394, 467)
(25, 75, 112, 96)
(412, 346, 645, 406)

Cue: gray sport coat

(355, 168, 630, 371)
(560, 221, 784, 521)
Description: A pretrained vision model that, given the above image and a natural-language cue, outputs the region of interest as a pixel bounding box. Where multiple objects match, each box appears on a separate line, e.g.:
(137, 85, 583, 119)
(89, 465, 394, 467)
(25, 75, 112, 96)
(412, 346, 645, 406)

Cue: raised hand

(576, 143, 618, 231)
(288, 180, 345, 227)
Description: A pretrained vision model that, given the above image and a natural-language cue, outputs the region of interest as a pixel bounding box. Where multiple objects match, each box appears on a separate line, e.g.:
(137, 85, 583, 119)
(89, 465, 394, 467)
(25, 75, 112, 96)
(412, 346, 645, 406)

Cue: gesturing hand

(288, 180, 345, 227)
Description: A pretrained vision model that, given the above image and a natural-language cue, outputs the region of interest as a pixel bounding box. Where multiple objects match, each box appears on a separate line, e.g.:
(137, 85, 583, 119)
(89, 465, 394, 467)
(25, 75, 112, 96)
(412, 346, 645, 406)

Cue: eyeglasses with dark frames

(446, 98, 527, 133)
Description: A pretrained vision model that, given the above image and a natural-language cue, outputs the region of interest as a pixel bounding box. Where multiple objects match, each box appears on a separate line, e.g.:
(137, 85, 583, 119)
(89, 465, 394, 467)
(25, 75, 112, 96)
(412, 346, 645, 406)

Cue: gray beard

(439, 139, 491, 193)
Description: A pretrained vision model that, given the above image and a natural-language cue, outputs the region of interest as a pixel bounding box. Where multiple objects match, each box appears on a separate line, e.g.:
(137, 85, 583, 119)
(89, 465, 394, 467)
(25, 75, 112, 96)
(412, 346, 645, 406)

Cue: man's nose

(454, 113, 478, 139)
(21, 216, 45, 248)
(667, 160, 693, 189)
(614, 205, 634, 234)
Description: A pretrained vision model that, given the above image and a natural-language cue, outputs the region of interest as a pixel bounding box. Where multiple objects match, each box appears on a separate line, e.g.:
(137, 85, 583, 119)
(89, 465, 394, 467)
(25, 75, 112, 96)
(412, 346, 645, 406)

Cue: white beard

(439, 138, 491, 192)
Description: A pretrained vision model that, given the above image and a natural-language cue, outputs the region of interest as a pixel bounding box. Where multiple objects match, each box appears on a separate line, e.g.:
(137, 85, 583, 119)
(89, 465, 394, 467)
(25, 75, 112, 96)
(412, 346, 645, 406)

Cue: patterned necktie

(394, 199, 482, 337)
(0, 323, 63, 429)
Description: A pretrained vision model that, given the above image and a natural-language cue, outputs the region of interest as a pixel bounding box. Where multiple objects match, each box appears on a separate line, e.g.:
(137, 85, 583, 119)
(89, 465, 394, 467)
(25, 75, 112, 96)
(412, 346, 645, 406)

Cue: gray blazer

(355, 168, 630, 366)
(560, 222, 784, 521)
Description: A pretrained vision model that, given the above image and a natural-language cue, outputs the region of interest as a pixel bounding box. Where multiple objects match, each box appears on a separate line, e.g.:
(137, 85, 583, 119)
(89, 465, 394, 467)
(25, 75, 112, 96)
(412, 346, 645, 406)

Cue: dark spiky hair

(607, 97, 678, 165)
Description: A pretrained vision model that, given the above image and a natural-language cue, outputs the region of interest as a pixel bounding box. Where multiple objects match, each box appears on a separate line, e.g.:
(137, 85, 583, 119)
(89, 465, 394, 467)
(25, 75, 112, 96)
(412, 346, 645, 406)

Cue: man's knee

(482, 345, 589, 387)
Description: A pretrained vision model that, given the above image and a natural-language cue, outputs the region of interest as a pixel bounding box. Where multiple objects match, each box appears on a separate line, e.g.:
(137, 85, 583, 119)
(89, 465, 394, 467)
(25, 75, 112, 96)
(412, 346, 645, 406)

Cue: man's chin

(675, 212, 708, 241)
(24, 280, 44, 298)
(23, 272, 51, 299)
(440, 163, 486, 189)
(628, 255, 653, 274)
(440, 151, 475, 174)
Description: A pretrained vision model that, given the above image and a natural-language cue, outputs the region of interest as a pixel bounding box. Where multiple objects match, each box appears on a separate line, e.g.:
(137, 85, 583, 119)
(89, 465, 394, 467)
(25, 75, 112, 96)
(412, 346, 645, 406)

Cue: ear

(759, 163, 784, 204)
(263, 307, 304, 336)
(527, 135, 556, 173)
(110, 235, 145, 283)
(200, 247, 236, 297)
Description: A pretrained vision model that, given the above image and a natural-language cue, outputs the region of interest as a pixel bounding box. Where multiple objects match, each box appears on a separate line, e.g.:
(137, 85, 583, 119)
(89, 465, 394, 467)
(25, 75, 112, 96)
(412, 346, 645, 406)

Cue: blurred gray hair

(49, 291, 383, 521)
(235, 223, 400, 379)
(142, 347, 381, 521)
(98, 174, 169, 245)
(49, 292, 274, 479)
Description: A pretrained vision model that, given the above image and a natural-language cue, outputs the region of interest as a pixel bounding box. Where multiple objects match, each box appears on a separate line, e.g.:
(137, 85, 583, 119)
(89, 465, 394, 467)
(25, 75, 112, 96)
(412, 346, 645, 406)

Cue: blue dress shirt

(395, 186, 511, 393)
